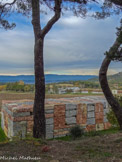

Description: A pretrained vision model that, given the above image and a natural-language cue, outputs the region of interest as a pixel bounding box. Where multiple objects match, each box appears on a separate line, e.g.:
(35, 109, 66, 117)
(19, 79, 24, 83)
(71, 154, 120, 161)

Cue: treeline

(0, 81, 34, 92)
(55, 81, 100, 89)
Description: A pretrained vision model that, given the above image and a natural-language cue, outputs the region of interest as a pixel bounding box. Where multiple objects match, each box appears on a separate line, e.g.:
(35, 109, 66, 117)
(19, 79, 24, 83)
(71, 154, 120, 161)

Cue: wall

(1, 97, 111, 139)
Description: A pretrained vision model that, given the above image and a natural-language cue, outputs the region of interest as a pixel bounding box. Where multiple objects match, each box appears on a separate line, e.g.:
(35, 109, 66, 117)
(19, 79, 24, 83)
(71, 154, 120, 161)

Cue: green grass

(54, 128, 119, 141)
(0, 127, 7, 142)
(0, 117, 7, 142)
(84, 128, 119, 137)
(54, 135, 72, 141)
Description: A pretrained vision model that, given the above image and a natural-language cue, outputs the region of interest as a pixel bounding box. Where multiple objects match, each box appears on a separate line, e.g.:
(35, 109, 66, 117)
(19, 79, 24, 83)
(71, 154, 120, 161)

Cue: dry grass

(0, 131, 122, 162)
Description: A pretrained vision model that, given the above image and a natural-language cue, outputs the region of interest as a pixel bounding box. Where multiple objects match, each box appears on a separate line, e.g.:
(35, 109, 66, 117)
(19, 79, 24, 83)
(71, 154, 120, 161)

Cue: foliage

(0, 127, 7, 142)
(0, 85, 6, 91)
(0, 117, 7, 142)
(69, 125, 84, 139)
(107, 96, 122, 128)
(107, 110, 119, 128)
(84, 128, 119, 137)
(116, 96, 122, 107)
(0, 0, 122, 30)
(6, 82, 34, 92)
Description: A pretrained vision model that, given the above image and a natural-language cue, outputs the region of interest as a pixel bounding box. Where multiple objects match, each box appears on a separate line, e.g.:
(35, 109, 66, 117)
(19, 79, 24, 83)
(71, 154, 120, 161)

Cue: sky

(0, 1, 121, 76)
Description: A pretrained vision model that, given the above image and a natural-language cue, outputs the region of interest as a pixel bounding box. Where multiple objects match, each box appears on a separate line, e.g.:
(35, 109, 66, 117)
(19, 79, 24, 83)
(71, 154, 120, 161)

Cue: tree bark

(32, 0, 46, 138)
(33, 37, 46, 138)
(99, 56, 122, 129)
(31, 0, 61, 138)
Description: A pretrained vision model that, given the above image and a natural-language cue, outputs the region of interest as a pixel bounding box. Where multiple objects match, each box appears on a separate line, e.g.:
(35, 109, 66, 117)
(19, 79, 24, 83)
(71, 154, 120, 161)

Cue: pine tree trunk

(32, 0, 46, 138)
(31, 0, 61, 138)
(33, 37, 46, 138)
(99, 56, 122, 129)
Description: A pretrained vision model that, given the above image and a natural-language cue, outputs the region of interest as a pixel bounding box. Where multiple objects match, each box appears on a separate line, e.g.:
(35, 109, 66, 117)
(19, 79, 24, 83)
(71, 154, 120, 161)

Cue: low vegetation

(0, 81, 34, 93)
(0, 117, 7, 142)
(0, 126, 122, 162)
(107, 96, 122, 128)
(69, 125, 84, 139)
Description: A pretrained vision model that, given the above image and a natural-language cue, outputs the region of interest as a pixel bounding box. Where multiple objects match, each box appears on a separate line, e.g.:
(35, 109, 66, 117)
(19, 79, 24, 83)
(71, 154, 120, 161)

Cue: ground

(0, 131, 122, 162)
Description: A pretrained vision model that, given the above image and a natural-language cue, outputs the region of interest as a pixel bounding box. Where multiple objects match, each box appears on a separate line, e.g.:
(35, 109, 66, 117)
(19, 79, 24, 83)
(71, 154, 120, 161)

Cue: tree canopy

(0, 0, 121, 30)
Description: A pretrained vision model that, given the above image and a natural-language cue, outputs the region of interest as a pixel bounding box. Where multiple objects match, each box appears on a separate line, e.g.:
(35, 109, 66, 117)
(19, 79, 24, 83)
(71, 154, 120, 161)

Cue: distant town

(46, 81, 122, 96)
(0, 72, 121, 96)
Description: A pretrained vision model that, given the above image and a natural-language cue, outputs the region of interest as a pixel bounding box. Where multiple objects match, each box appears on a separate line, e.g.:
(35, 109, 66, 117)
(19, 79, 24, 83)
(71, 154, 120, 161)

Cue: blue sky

(0, 3, 121, 76)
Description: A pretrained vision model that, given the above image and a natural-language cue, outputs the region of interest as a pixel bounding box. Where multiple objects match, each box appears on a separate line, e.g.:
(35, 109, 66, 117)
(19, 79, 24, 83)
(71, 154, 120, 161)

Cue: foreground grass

(0, 118, 7, 142)
(53, 127, 119, 142)
(0, 129, 122, 162)
(0, 113, 122, 162)
(0, 127, 7, 142)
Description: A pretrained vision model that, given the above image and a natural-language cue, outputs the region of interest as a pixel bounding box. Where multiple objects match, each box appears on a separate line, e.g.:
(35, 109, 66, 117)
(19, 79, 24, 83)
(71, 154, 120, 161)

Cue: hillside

(108, 72, 122, 83)
(89, 72, 122, 83)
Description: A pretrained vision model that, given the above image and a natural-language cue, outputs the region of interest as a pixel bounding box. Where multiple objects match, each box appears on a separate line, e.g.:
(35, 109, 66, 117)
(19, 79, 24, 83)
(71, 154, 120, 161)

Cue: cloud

(0, 12, 121, 75)
(0, 27, 34, 74)
(44, 15, 121, 75)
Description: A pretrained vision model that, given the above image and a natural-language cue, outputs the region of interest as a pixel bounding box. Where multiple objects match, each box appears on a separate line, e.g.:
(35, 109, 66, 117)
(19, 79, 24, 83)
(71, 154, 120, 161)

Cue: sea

(0, 74, 97, 84)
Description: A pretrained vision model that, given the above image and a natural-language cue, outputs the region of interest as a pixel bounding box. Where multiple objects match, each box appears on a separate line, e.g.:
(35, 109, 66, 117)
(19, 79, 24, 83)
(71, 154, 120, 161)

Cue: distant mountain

(0, 75, 35, 84)
(88, 72, 122, 83)
(45, 74, 97, 84)
(0, 74, 97, 84)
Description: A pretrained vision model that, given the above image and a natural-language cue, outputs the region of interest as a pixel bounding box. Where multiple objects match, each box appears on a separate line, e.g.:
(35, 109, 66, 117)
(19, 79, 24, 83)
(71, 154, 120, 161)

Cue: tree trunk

(99, 56, 122, 129)
(31, 0, 61, 138)
(32, 0, 46, 138)
(33, 37, 46, 138)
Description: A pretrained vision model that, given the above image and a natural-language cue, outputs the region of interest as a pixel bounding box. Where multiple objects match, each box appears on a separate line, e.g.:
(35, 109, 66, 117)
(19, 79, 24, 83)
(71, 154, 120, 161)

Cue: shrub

(107, 109, 119, 128)
(106, 96, 122, 128)
(69, 125, 84, 139)
(0, 116, 7, 142)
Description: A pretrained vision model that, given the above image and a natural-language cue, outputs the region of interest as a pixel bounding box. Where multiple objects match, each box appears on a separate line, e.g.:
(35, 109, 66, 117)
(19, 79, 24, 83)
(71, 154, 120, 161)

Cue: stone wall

(1, 97, 111, 139)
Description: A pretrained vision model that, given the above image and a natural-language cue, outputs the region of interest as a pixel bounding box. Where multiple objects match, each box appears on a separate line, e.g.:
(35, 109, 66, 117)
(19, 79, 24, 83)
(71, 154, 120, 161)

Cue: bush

(0, 116, 7, 142)
(107, 109, 119, 128)
(69, 125, 84, 139)
(106, 96, 122, 128)
(117, 96, 122, 107)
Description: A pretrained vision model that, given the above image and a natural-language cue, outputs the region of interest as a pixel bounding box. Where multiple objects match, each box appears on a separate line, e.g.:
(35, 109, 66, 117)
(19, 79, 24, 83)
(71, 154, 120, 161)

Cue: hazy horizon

(0, 71, 121, 77)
